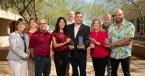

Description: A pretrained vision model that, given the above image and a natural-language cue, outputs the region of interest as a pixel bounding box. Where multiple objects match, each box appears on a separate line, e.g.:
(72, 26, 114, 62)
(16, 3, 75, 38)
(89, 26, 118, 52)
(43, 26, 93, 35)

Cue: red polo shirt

(29, 30, 51, 57)
(90, 31, 109, 58)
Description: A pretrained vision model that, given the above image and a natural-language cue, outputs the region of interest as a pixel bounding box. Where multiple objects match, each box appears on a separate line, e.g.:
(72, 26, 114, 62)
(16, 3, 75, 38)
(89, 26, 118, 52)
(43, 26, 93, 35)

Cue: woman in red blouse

(87, 18, 110, 76)
(52, 17, 71, 76)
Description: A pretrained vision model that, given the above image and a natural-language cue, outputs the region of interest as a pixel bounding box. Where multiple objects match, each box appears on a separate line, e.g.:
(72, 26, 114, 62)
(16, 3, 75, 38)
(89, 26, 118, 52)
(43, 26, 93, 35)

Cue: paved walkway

(0, 56, 145, 76)
(0, 40, 145, 76)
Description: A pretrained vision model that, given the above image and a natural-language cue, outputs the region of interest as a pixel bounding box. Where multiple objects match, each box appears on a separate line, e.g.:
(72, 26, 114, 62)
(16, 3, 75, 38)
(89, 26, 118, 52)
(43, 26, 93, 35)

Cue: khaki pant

(28, 58, 35, 76)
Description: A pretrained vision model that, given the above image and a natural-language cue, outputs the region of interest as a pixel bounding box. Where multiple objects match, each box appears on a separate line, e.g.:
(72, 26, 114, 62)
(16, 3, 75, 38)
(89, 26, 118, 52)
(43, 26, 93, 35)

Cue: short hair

(15, 18, 25, 31)
(16, 18, 24, 26)
(17, 18, 23, 22)
(38, 18, 49, 25)
(104, 13, 111, 18)
(75, 11, 83, 16)
(68, 10, 75, 14)
(114, 9, 124, 15)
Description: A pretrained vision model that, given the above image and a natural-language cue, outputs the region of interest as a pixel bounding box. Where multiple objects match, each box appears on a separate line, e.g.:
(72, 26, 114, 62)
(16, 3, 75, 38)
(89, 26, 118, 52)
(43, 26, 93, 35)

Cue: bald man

(107, 9, 135, 76)
(67, 10, 75, 25)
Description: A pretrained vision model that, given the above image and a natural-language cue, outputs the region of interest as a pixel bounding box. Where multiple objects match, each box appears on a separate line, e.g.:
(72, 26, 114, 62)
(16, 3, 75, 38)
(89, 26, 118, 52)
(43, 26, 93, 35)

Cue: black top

(65, 23, 90, 59)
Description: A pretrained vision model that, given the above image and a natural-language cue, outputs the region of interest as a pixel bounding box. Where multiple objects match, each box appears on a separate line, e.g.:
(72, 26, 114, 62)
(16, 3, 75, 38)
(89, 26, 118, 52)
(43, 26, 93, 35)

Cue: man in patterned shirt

(107, 9, 135, 76)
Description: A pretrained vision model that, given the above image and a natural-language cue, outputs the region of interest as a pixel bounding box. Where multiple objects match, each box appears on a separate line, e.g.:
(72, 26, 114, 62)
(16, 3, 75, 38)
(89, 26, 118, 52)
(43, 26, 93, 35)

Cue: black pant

(92, 56, 108, 76)
(54, 51, 69, 76)
(111, 57, 131, 76)
(70, 55, 86, 76)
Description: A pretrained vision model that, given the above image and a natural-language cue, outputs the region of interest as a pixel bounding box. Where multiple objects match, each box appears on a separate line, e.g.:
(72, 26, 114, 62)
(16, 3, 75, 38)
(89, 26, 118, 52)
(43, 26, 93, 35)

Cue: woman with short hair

(7, 18, 29, 76)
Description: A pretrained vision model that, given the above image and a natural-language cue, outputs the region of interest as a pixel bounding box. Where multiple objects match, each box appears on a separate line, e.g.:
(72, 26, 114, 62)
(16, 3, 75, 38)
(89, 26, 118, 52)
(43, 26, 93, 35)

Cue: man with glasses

(29, 18, 51, 76)
(107, 9, 135, 76)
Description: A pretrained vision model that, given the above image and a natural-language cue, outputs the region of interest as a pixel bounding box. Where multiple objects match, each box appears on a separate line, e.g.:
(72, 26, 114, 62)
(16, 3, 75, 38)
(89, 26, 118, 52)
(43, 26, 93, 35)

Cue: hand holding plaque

(68, 40, 74, 50)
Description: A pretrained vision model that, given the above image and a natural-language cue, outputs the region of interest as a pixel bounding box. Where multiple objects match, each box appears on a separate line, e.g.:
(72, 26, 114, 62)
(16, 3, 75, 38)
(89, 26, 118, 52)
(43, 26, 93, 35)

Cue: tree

(122, 0, 145, 36)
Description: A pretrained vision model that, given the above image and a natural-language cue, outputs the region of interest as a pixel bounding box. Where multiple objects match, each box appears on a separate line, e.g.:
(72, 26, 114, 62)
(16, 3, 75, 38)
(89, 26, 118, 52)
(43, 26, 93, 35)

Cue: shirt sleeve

(124, 23, 135, 38)
(29, 34, 36, 48)
(108, 25, 113, 39)
(52, 32, 56, 37)
(99, 32, 108, 47)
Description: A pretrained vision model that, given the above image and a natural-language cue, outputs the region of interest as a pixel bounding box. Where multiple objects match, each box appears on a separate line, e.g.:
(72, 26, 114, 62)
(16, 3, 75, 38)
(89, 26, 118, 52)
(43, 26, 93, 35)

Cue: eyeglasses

(39, 23, 47, 25)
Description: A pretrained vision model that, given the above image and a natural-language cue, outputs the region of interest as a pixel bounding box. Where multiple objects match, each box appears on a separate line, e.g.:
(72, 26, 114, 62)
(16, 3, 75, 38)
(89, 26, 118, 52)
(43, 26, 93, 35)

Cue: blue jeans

(70, 56, 86, 76)
(34, 56, 51, 76)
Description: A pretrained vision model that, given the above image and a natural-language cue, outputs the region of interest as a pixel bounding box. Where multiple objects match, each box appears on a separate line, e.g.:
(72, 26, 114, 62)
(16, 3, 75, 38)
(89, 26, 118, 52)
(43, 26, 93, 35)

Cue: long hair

(25, 18, 37, 33)
(54, 17, 67, 34)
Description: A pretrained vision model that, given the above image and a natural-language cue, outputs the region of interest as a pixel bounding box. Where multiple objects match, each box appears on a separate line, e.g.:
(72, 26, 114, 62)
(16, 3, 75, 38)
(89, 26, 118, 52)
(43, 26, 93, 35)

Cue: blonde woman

(88, 18, 109, 76)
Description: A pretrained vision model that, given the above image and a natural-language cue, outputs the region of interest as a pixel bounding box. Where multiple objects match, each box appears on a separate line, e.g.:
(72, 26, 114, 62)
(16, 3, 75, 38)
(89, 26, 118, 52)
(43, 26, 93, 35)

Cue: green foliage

(0, 0, 131, 26)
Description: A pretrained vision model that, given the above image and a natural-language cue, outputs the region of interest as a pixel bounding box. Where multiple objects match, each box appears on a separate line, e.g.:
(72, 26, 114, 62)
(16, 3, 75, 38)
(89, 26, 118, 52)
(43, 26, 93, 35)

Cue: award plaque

(77, 36, 84, 49)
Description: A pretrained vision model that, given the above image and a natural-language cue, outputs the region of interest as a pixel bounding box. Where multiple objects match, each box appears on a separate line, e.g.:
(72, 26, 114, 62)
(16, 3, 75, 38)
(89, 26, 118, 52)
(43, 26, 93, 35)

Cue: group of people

(7, 9, 135, 76)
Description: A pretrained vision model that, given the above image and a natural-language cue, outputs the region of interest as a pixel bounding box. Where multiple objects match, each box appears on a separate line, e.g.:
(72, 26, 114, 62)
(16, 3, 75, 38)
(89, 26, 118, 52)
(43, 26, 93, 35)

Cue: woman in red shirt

(52, 17, 71, 76)
(87, 18, 110, 76)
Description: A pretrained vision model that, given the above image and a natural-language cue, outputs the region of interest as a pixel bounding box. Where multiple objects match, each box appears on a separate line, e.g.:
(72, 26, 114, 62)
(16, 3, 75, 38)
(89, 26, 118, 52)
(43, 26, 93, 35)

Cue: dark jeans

(34, 56, 51, 76)
(54, 51, 69, 76)
(92, 56, 108, 76)
(70, 56, 86, 76)
(111, 57, 131, 76)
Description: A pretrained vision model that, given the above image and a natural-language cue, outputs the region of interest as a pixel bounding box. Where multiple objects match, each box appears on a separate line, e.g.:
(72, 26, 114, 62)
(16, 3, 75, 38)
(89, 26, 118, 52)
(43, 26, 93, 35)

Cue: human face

(59, 19, 65, 29)
(17, 22, 26, 32)
(75, 13, 83, 25)
(29, 20, 37, 28)
(38, 19, 47, 31)
(114, 10, 124, 24)
(92, 20, 101, 31)
(68, 11, 75, 20)
(103, 14, 111, 25)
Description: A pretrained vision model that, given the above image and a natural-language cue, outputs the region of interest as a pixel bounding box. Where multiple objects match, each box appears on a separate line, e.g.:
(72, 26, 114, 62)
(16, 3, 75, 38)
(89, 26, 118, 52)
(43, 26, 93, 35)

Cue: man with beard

(107, 9, 135, 76)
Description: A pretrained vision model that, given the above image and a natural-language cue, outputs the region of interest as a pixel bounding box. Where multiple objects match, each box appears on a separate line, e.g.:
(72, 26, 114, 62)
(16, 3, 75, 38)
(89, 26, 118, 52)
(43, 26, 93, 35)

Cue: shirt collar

(74, 23, 81, 28)
(37, 29, 48, 34)
(114, 19, 125, 26)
